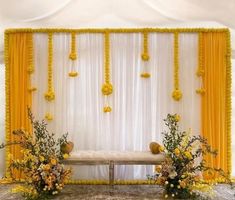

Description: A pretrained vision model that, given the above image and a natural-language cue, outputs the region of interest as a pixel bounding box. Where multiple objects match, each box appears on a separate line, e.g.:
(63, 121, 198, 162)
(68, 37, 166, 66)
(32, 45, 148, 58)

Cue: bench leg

(109, 161, 114, 185)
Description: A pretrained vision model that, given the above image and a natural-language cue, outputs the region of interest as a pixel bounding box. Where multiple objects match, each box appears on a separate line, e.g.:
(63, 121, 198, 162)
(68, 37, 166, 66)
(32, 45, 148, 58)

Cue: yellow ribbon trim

(44, 33, 55, 101)
(172, 32, 182, 101)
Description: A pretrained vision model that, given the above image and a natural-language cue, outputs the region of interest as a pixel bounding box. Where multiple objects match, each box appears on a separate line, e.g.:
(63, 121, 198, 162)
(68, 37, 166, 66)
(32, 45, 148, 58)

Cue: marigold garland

(44, 33, 55, 101)
(141, 31, 149, 61)
(27, 34, 34, 74)
(69, 32, 77, 60)
(196, 32, 205, 95)
(27, 33, 37, 95)
(172, 32, 182, 101)
(102, 31, 113, 112)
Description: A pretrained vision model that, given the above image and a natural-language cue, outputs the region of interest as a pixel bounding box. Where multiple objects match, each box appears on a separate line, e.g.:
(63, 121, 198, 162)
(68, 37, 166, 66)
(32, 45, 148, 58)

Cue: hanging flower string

(69, 32, 77, 60)
(27, 33, 37, 93)
(196, 32, 205, 95)
(44, 33, 55, 101)
(141, 31, 149, 61)
(172, 32, 182, 101)
(102, 31, 113, 112)
(68, 32, 78, 77)
(140, 31, 151, 78)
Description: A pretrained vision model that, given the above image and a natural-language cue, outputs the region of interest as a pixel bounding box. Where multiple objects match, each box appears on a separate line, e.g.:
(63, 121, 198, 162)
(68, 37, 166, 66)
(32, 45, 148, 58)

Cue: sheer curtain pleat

(32, 32, 200, 180)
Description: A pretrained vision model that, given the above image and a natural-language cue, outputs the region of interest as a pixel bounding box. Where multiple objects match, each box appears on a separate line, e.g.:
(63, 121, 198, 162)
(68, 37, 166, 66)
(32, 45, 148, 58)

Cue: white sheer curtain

(32, 32, 200, 180)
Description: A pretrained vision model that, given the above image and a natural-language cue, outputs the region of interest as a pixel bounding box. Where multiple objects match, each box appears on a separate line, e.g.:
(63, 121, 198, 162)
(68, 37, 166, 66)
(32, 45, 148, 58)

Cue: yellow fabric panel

(201, 32, 230, 178)
(7, 33, 32, 179)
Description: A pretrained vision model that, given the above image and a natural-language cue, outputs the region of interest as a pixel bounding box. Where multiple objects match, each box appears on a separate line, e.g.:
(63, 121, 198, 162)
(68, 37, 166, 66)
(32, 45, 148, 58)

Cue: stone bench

(62, 151, 165, 185)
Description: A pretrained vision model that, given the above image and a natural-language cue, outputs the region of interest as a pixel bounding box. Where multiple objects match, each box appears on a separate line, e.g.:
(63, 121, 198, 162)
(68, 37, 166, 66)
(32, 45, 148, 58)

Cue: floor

(0, 184, 234, 200)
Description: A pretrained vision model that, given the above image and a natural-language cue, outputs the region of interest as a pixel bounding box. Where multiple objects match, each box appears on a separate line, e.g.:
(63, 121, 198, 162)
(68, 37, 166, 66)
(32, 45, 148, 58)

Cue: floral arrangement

(0, 109, 72, 200)
(148, 114, 231, 199)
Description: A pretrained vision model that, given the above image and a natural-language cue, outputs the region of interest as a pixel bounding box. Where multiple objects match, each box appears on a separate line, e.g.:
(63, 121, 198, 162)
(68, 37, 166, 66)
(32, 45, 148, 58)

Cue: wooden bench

(62, 151, 165, 185)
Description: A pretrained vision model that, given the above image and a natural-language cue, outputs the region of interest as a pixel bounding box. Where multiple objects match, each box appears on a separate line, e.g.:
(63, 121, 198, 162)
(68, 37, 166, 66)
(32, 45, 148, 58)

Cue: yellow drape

(201, 32, 231, 179)
(5, 33, 32, 179)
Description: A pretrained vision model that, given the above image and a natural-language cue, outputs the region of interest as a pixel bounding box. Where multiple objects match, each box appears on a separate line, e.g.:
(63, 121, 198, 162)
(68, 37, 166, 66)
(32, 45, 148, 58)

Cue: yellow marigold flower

(103, 106, 112, 113)
(155, 165, 162, 173)
(101, 83, 113, 95)
(39, 156, 45, 162)
(45, 113, 53, 121)
(43, 164, 51, 171)
(184, 151, 192, 159)
(174, 114, 180, 122)
(140, 72, 151, 78)
(179, 180, 186, 188)
(68, 71, 78, 77)
(196, 69, 205, 77)
(44, 91, 55, 101)
(50, 158, 57, 165)
(172, 89, 182, 101)
(27, 66, 34, 74)
(174, 148, 180, 156)
(141, 53, 150, 61)
(69, 52, 77, 60)
(28, 87, 37, 92)
(63, 153, 69, 159)
(159, 145, 165, 152)
(196, 88, 205, 95)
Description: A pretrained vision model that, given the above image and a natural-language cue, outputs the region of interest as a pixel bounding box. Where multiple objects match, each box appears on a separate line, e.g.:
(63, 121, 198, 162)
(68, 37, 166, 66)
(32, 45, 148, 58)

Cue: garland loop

(44, 33, 55, 101)
(172, 32, 182, 101)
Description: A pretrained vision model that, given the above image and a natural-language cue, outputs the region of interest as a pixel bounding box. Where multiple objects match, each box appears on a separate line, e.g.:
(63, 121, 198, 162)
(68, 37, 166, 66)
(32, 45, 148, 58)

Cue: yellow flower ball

(68, 71, 79, 77)
(45, 113, 53, 121)
(50, 158, 57, 165)
(44, 91, 55, 101)
(140, 72, 151, 78)
(159, 145, 165, 152)
(141, 53, 150, 61)
(39, 156, 45, 162)
(172, 89, 182, 101)
(63, 153, 69, 159)
(155, 165, 162, 173)
(103, 106, 112, 113)
(179, 181, 186, 188)
(174, 114, 181, 122)
(184, 151, 192, 160)
(69, 52, 77, 60)
(174, 148, 180, 156)
(101, 83, 113, 95)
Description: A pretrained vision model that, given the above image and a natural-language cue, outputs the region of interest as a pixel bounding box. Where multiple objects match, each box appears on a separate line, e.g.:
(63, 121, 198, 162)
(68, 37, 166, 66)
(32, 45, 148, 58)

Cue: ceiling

(0, 0, 235, 63)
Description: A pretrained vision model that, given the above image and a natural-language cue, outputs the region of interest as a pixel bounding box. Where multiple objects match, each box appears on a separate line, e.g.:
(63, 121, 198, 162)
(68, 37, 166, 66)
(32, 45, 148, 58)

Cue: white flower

(169, 170, 177, 179)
